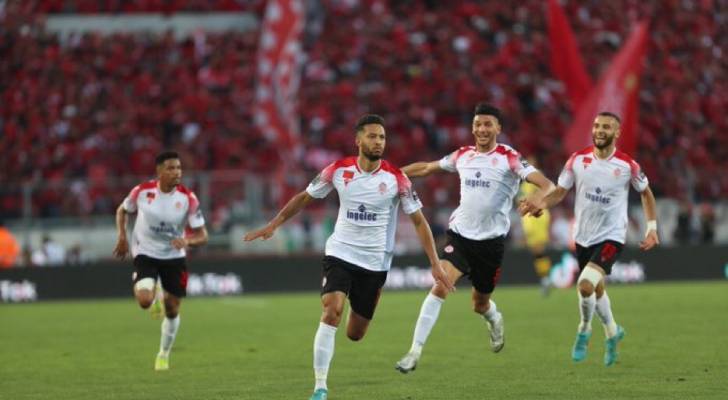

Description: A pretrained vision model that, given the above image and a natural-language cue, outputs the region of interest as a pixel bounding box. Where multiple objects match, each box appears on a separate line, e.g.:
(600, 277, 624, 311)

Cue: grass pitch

(1, 282, 726, 399)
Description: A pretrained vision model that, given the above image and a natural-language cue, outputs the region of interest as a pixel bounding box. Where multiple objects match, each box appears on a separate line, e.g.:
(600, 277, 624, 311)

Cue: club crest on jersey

(491, 158, 498, 166)
(613, 168, 622, 177)
(343, 170, 355, 186)
(175, 201, 182, 209)
(347, 204, 377, 222)
(379, 182, 387, 194)
(444, 245, 454, 253)
(146, 192, 156, 204)
(583, 157, 592, 169)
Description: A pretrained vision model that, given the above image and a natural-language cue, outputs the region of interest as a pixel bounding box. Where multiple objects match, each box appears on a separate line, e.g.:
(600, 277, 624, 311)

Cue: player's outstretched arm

(171, 226, 208, 250)
(113, 204, 130, 259)
(519, 185, 569, 217)
(639, 186, 659, 251)
(244, 191, 315, 241)
(521, 171, 556, 218)
(402, 161, 442, 178)
(408, 210, 455, 292)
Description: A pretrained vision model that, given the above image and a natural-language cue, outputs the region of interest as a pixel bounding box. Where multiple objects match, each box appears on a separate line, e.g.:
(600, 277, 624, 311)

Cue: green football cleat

(309, 388, 328, 400)
(154, 354, 169, 371)
(572, 331, 591, 362)
(604, 326, 625, 366)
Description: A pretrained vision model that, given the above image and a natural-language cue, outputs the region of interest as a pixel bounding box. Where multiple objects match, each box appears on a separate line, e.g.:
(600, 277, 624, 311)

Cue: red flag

(564, 22, 650, 156)
(254, 0, 305, 206)
(547, 0, 593, 109)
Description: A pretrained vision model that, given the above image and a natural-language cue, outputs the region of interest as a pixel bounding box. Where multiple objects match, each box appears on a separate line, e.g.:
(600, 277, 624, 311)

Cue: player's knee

(346, 330, 365, 341)
(472, 299, 490, 314)
(577, 280, 594, 297)
(321, 308, 342, 326)
(431, 284, 450, 299)
(137, 297, 154, 309)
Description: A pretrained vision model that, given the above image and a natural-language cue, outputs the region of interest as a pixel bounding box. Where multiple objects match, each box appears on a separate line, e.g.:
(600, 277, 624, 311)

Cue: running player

(395, 103, 555, 373)
(113, 151, 208, 371)
(519, 111, 659, 366)
(518, 157, 553, 296)
(244, 114, 453, 400)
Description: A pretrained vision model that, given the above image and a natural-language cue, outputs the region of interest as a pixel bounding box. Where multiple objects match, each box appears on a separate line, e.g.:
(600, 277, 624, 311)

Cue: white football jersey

(306, 157, 422, 272)
(558, 146, 649, 246)
(439, 144, 537, 240)
(122, 180, 205, 259)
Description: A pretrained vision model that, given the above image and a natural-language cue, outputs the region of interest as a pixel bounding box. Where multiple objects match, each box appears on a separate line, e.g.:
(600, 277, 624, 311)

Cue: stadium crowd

(1, 0, 726, 224)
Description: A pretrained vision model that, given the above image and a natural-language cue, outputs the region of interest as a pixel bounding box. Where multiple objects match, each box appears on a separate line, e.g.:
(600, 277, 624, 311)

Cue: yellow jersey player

(519, 173, 553, 296)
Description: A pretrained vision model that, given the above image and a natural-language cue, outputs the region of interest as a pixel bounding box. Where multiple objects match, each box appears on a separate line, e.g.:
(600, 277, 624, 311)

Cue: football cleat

(309, 388, 328, 400)
(154, 353, 169, 371)
(572, 331, 591, 362)
(395, 351, 420, 374)
(487, 314, 505, 353)
(604, 325, 625, 366)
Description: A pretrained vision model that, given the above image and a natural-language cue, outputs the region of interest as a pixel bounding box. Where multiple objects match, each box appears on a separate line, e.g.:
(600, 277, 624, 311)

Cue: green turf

(1, 282, 727, 399)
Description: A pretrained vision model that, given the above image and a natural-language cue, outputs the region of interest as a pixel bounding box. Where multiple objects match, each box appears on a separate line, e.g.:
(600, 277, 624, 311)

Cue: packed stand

(0, 0, 726, 225)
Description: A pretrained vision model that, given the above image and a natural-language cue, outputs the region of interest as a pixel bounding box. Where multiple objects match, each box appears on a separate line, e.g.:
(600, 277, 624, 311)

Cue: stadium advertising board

(0, 246, 725, 302)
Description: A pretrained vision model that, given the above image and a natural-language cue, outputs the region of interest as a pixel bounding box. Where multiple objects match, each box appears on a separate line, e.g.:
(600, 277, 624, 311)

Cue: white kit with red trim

(121, 180, 205, 259)
(558, 146, 649, 246)
(306, 157, 422, 272)
(439, 144, 537, 240)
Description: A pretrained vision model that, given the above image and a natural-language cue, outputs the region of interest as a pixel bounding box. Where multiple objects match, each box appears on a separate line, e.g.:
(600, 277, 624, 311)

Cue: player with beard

(395, 103, 555, 373)
(113, 151, 208, 371)
(519, 112, 659, 366)
(244, 114, 453, 400)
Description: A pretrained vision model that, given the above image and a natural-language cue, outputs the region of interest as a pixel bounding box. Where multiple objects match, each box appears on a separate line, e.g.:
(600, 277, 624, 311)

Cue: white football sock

(577, 292, 596, 333)
(159, 315, 180, 356)
(482, 300, 501, 323)
(595, 292, 618, 338)
(313, 322, 337, 391)
(410, 293, 445, 356)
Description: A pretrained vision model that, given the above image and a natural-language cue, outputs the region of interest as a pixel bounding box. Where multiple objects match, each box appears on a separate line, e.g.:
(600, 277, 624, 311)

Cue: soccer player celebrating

(113, 151, 208, 371)
(244, 114, 453, 400)
(519, 112, 659, 366)
(395, 103, 554, 373)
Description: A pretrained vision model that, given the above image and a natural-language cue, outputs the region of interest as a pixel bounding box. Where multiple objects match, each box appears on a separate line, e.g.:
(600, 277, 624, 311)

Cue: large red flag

(255, 0, 305, 152)
(254, 0, 305, 205)
(547, 0, 593, 109)
(564, 22, 649, 156)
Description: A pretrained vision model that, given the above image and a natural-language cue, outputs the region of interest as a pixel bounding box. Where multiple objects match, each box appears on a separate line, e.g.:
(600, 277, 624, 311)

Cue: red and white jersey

(558, 146, 649, 246)
(439, 144, 537, 240)
(121, 180, 205, 259)
(306, 157, 422, 272)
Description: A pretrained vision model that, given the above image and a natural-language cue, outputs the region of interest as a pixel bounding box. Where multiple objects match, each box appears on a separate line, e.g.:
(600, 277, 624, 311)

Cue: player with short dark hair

(520, 112, 659, 366)
(245, 114, 453, 400)
(113, 150, 208, 371)
(395, 103, 555, 373)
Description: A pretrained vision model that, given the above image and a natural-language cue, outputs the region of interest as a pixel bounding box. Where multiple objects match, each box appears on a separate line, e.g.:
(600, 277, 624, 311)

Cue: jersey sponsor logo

(465, 171, 491, 188)
(149, 221, 178, 235)
(146, 192, 156, 204)
(379, 182, 387, 194)
(343, 170, 355, 186)
(346, 204, 378, 222)
(585, 187, 611, 204)
(583, 157, 592, 169)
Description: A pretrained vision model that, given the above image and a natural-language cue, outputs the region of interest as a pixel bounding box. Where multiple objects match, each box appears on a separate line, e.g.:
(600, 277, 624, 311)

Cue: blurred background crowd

(0, 0, 726, 266)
